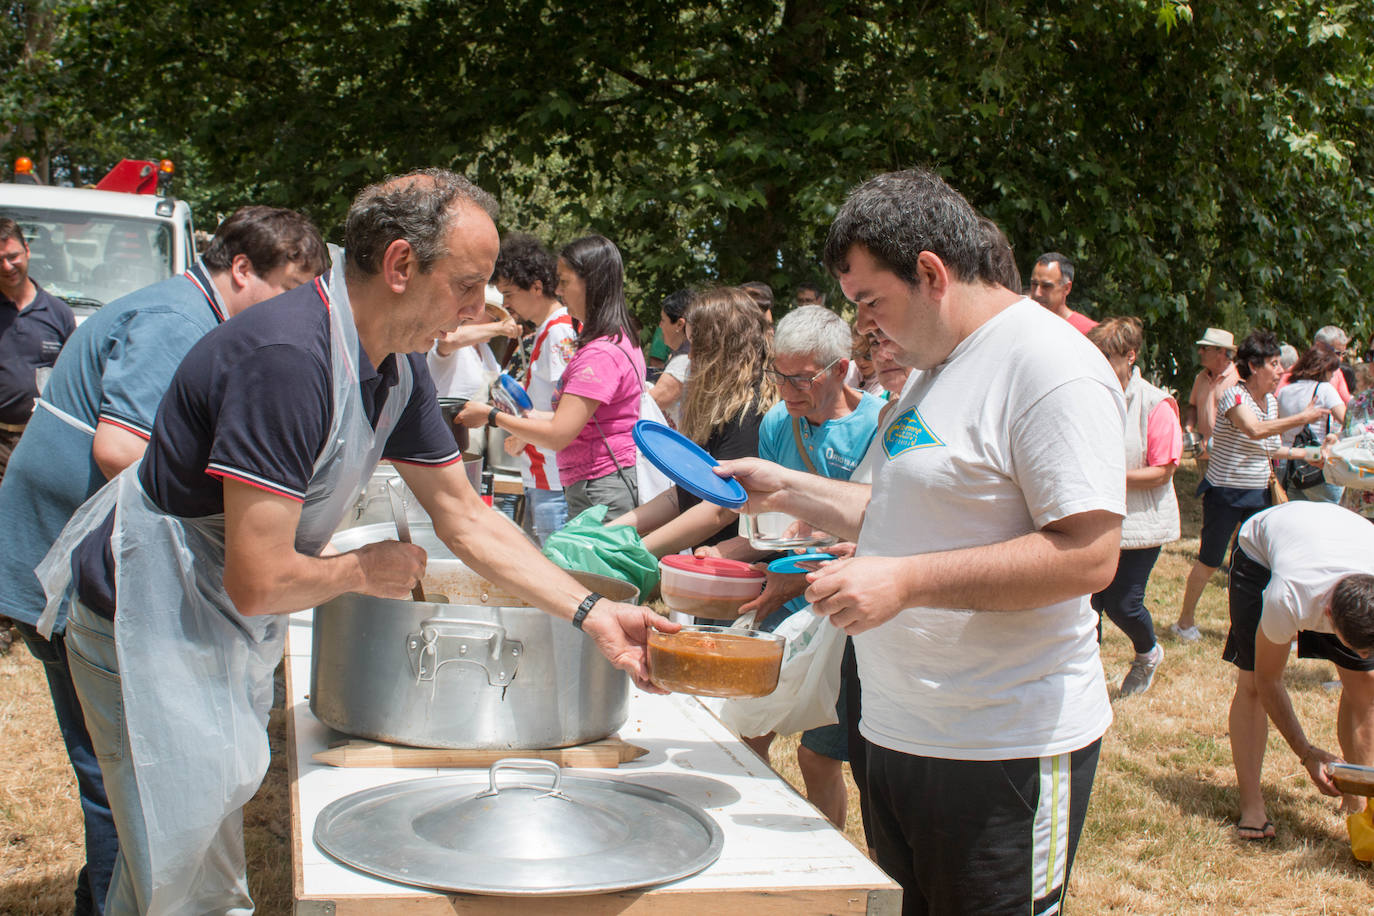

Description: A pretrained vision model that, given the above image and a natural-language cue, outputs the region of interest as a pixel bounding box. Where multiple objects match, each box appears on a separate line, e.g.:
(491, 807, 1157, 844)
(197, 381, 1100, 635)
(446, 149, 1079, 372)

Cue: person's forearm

(1126, 465, 1175, 490)
(1241, 413, 1317, 439)
(492, 411, 576, 452)
(609, 489, 680, 536)
(643, 500, 737, 557)
(1256, 675, 1318, 763)
(770, 469, 870, 542)
(434, 499, 589, 620)
(435, 324, 507, 356)
(889, 524, 1120, 612)
(225, 549, 367, 616)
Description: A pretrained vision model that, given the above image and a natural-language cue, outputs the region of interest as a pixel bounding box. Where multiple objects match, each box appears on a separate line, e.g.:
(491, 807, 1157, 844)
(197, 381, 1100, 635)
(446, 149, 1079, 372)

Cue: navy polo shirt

(74, 275, 460, 617)
(0, 281, 76, 425)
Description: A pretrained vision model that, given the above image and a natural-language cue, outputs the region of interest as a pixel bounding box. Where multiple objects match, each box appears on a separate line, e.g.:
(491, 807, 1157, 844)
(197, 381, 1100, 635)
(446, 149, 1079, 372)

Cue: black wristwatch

(488, 407, 500, 427)
(572, 592, 603, 630)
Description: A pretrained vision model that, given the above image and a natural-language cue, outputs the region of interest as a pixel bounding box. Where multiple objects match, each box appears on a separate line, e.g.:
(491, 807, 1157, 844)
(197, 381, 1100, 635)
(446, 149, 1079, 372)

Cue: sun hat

(1195, 328, 1235, 351)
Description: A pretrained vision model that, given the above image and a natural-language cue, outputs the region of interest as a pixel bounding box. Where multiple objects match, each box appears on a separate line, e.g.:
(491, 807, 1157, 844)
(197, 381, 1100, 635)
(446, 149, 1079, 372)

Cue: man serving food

(38, 169, 674, 916)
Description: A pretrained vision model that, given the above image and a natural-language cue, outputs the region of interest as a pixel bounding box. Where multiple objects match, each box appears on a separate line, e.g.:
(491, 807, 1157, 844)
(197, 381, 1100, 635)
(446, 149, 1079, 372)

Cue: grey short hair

(773, 306, 851, 365)
(1279, 343, 1299, 370)
(344, 168, 499, 277)
(1315, 325, 1348, 349)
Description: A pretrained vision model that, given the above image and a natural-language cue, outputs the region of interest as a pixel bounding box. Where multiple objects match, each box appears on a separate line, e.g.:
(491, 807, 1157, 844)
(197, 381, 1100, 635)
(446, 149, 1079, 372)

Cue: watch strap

(572, 592, 603, 630)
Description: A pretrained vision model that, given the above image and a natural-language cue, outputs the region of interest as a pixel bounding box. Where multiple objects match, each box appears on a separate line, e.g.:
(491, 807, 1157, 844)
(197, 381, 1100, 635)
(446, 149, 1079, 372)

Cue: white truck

(1, 158, 196, 321)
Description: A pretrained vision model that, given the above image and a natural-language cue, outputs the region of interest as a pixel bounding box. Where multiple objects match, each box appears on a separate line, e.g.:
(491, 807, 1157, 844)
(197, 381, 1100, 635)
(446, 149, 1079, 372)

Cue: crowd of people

(3, 168, 1374, 915)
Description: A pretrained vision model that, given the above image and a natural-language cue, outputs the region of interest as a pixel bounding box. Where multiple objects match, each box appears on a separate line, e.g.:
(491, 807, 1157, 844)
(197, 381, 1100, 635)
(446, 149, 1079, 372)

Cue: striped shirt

(1205, 384, 1279, 490)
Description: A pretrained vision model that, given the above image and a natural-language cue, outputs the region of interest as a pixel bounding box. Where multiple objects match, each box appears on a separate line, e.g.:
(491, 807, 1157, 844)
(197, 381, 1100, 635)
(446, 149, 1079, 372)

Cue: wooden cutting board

(312, 735, 648, 769)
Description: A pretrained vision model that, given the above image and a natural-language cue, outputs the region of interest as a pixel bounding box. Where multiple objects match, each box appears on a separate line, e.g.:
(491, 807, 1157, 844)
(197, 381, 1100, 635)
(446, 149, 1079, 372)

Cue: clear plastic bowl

(1329, 763, 1374, 796)
(648, 625, 784, 698)
(740, 511, 838, 551)
(657, 555, 765, 619)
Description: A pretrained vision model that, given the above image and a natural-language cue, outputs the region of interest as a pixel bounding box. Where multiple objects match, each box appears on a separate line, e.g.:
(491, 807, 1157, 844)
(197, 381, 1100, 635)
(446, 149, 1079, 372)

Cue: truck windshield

(8, 207, 174, 314)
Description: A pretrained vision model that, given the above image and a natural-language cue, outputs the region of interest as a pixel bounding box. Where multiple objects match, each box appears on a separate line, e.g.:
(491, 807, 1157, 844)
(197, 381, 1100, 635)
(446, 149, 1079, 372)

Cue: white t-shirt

(1237, 502, 1374, 645)
(662, 352, 691, 427)
(1276, 379, 1341, 447)
(1207, 386, 1279, 490)
(427, 341, 499, 401)
(856, 298, 1125, 761)
(519, 307, 577, 490)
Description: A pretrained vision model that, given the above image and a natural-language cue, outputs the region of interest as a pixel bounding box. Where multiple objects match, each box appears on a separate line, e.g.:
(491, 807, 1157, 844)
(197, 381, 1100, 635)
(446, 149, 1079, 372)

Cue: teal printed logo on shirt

(883, 406, 944, 458)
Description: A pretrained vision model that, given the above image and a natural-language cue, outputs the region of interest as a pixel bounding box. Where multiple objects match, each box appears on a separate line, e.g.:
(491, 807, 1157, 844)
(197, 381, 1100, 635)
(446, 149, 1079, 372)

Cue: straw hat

(1195, 328, 1235, 351)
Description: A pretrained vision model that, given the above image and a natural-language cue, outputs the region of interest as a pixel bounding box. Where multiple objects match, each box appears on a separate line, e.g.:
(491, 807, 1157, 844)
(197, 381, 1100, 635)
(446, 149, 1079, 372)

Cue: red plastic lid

(660, 555, 764, 579)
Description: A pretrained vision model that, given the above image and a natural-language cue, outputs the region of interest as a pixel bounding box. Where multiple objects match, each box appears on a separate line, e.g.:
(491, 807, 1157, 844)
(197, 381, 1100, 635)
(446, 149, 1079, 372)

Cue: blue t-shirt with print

(757, 393, 883, 480)
(758, 393, 882, 618)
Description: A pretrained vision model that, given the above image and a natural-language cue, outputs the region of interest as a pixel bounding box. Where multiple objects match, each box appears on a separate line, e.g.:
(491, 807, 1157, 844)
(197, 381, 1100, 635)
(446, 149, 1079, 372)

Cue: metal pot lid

(313, 758, 723, 896)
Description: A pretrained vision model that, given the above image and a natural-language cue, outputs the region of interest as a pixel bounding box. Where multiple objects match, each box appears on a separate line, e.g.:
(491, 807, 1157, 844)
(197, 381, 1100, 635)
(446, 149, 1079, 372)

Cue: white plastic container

(658, 556, 765, 619)
(740, 511, 838, 551)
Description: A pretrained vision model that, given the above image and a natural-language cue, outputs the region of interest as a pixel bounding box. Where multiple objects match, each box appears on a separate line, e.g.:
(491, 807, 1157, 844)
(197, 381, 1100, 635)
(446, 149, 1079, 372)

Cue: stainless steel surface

(312, 759, 724, 896)
(345, 461, 483, 531)
(485, 427, 522, 473)
(310, 523, 637, 749)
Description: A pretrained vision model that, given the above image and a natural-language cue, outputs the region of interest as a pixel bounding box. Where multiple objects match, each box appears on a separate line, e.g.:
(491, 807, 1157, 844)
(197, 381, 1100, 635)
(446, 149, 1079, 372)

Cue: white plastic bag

(635, 385, 673, 504)
(710, 607, 846, 738)
(1325, 435, 1374, 491)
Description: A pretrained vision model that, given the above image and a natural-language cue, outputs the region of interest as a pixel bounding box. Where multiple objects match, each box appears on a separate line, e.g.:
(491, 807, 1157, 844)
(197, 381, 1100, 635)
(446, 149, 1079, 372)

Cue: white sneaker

(1171, 623, 1201, 643)
(1120, 644, 1163, 697)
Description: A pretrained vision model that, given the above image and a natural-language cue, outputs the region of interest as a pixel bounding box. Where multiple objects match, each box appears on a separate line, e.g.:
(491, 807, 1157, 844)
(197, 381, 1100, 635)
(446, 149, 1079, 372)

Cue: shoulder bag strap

(791, 416, 821, 475)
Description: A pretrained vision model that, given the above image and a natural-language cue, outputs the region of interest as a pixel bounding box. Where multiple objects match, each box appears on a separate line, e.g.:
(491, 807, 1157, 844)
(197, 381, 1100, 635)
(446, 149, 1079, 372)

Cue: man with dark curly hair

(491, 233, 576, 543)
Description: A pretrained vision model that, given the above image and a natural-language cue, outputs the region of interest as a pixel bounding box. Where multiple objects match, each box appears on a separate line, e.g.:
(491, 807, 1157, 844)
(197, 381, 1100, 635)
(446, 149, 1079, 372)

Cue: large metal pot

(342, 460, 483, 531)
(311, 523, 637, 749)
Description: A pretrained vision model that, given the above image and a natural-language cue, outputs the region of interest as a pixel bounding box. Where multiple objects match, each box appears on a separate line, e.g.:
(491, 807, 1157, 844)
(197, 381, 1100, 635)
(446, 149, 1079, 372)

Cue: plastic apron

(37, 245, 412, 914)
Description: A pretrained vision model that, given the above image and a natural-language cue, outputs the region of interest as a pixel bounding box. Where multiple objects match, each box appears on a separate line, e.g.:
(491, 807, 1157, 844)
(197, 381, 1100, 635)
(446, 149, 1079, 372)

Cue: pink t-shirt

(1066, 310, 1098, 334)
(1145, 399, 1183, 467)
(555, 334, 645, 484)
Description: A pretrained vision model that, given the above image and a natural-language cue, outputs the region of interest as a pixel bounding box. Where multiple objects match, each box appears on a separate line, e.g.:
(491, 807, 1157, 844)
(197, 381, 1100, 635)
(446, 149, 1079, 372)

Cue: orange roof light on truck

(2, 155, 196, 321)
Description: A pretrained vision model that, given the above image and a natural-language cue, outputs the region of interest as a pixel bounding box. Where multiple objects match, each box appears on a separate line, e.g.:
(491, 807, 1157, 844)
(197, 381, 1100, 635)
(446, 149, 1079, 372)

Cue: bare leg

(1336, 668, 1374, 815)
(743, 732, 775, 765)
(1230, 670, 1273, 835)
(1176, 560, 1217, 631)
(797, 745, 848, 829)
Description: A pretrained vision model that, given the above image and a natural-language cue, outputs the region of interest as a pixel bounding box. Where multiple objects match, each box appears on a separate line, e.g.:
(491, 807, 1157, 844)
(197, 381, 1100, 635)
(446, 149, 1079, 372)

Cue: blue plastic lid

(491, 373, 533, 416)
(767, 552, 838, 575)
(632, 420, 748, 509)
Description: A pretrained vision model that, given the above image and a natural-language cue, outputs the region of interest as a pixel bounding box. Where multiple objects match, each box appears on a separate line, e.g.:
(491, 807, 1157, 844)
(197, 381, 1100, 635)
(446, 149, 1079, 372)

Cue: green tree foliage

(4, 0, 1371, 384)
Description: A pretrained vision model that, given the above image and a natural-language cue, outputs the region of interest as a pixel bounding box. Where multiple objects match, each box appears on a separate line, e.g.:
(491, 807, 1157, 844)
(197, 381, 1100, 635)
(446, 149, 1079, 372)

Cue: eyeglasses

(765, 359, 839, 391)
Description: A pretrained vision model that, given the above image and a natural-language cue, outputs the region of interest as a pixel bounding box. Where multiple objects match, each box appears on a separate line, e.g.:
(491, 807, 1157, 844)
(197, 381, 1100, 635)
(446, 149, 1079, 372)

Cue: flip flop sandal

(1237, 820, 1276, 841)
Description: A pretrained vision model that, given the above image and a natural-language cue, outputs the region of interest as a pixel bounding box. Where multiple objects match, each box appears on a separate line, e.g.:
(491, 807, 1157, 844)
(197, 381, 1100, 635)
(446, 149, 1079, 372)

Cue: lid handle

(477, 758, 567, 800)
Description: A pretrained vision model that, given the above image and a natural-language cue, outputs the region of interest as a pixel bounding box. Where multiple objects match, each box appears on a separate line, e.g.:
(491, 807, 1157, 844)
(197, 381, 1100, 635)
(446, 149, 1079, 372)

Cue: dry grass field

(4, 459, 1374, 914)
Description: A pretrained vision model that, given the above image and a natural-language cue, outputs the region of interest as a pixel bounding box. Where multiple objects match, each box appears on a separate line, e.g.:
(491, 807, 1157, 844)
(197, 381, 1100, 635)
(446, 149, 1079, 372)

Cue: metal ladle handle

(387, 478, 426, 602)
(477, 758, 567, 800)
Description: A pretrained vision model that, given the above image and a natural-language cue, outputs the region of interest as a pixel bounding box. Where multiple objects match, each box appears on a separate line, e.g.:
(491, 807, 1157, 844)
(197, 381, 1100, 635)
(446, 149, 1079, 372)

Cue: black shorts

(866, 739, 1100, 915)
(1223, 548, 1374, 672)
(1198, 488, 1266, 568)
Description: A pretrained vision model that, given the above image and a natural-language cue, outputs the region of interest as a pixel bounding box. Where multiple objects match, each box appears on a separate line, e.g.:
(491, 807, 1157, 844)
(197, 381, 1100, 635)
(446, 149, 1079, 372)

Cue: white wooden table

(285, 610, 901, 915)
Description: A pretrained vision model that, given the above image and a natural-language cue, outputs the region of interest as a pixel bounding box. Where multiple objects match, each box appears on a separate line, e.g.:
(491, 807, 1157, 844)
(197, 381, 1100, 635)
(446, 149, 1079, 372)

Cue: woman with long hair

(1276, 343, 1347, 503)
(461, 235, 645, 517)
(612, 287, 776, 554)
(1172, 330, 1328, 641)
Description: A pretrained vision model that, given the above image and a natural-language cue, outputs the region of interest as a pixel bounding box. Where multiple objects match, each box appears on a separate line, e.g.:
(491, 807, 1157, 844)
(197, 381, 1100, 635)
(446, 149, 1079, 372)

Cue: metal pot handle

(406, 618, 522, 686)
(477, 758, 568, 800)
